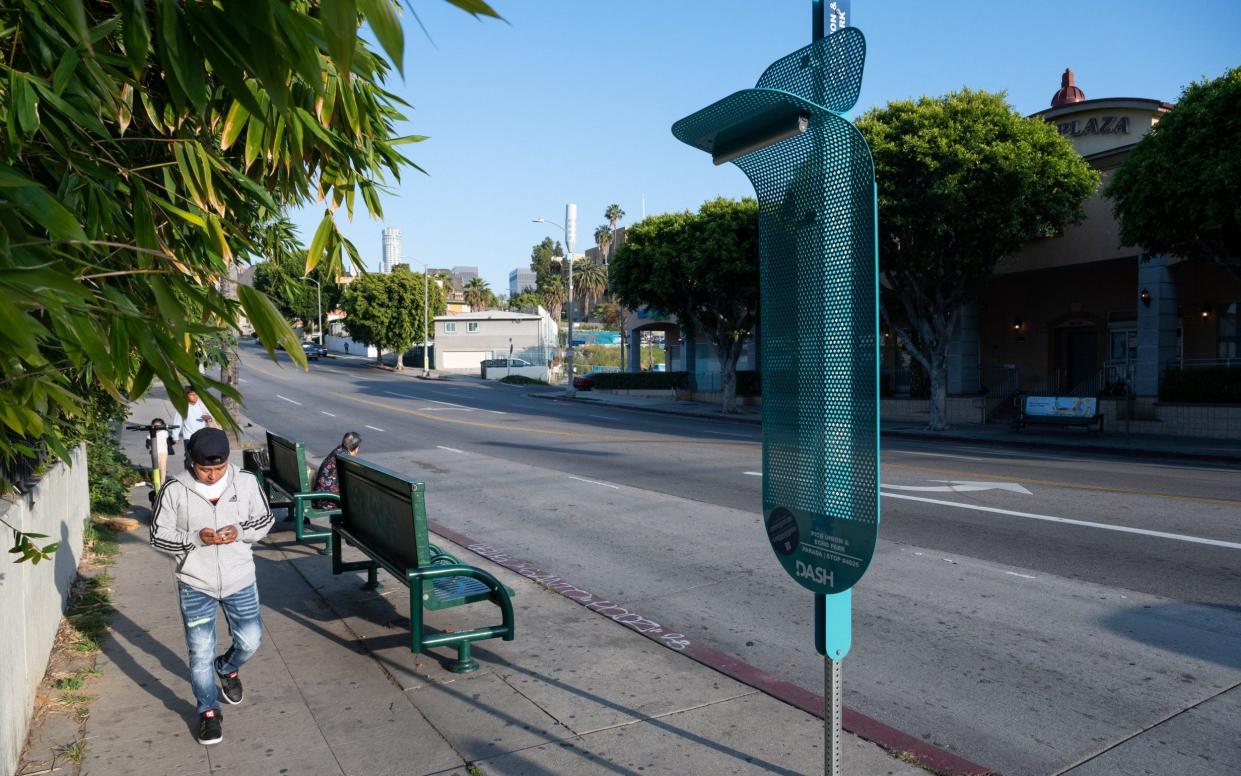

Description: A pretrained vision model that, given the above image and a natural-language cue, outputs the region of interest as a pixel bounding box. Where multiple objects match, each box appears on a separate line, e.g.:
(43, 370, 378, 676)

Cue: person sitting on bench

(313, 431, 362, 509)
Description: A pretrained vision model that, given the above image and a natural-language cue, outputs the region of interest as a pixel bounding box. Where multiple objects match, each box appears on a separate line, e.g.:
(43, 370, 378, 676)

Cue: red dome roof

(1051, 68, 1086, 108)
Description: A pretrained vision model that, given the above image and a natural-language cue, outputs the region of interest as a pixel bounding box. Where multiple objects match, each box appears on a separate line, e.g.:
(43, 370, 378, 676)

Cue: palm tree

(594, 224, 613, 265)
(539, 277, 566, 323)
(574, 262, 608, 321)
(464, 277, 491, 311)
(604, 203, 627, 367)
(605, 203, 625, 230)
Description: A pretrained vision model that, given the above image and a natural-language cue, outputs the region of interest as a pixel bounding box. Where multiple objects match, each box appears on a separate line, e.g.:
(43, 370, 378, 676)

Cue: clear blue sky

(288, 0, 1240, 292)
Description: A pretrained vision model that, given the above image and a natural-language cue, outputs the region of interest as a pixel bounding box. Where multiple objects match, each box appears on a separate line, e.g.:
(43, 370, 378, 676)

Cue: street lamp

(533, 203, 577, 395)
(302, 276, 323, 346)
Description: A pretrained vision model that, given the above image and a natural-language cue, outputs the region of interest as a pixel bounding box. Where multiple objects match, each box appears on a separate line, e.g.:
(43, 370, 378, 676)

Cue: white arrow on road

(880, 480, 1032, 495)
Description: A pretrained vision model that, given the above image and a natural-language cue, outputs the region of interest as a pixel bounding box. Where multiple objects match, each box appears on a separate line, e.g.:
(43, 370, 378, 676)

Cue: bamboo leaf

(221, 101, 250, 150)
(304, 212, 334, 273)
(238, 284, 305, 366)
(320, 0, 358, 83)
(358, 0, 404, 76)
(119, 0, 151, 74)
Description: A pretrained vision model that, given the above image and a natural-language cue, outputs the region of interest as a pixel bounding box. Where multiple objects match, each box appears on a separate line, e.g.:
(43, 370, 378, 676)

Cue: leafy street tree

(0, 0, 500, 557)
(464, 277, 493, 311)
(574, 262, 609, 321)
(856, 89, 1098, 429)
(1106, 66, 1241, 282)
(611, 198, 760, 412)
(530, 236, 564, 289)
(510, 291, 544, 312)
(340, 267, 445, 371)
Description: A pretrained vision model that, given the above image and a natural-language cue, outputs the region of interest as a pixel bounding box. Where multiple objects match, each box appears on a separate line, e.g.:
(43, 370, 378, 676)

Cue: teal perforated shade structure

(673, 26, 879, 596)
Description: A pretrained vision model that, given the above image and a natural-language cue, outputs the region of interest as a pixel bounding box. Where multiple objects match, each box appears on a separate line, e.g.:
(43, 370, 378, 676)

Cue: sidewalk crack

(1052, 677, 1241, 776)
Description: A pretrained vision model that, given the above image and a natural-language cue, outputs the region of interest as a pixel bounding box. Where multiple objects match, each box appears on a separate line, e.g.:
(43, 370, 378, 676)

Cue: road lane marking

(568, 475, 620, 490)
(881, 480, 1033, 495)
(320, 411, 336, 417)
(239, 378, 248, 384)
(436, 446, 464, 454)
(276, 394, 301, 406)
(427, 397, 507, 416)
(1005, 571, 1037, 579)
(383, 390, 413, 399)
(881, 492, 1241, 550)
(886, 462, 1241, 507)
(701, 430, 754, 438)
(365, 425, 386, 432)
(332, 392, 755, 448)
(743, 471, 763, 476)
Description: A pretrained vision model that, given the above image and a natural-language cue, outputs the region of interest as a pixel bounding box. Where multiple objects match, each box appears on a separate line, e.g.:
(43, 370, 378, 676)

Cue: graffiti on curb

(467, 543, 692, 651)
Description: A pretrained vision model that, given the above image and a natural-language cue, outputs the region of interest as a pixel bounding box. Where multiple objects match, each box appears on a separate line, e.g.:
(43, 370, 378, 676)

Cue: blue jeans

(177, 582, 263, 714)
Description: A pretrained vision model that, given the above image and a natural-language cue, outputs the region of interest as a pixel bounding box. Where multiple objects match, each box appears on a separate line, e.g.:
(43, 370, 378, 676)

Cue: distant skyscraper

(509, 268, 537, 298)
(451, 266, 479, 288)
(381, 228, 401, 273)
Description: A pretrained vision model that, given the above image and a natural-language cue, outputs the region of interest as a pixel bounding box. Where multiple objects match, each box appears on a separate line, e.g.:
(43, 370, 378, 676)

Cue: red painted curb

(429, 520, 998, 776)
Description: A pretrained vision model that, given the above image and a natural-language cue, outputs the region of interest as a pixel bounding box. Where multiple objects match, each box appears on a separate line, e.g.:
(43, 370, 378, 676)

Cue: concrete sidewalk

(529, 390, 1241, 463)
(68, 398, 936, 775)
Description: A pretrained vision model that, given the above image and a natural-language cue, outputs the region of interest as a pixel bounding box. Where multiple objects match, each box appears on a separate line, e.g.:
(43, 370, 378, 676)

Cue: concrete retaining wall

(881, 397, 987, 425)
(323, 334, 377, 358)
(1100, 399, 1241, 439)
(0, 446, 90, 776)
(484, 366, 550, 382)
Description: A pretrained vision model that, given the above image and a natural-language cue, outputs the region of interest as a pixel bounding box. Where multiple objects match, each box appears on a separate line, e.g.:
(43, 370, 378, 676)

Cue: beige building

(433, 309, 557, 372)
(883, 69, 1241, 436)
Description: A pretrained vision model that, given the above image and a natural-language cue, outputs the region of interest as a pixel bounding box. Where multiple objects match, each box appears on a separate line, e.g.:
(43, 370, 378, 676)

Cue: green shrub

(592, 371, 691, 390)
(1160, 367, 1241, 403)
(499, 375, 548, 385)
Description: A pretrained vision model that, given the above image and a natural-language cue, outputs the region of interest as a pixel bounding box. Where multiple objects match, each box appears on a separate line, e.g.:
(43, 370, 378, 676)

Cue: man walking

(171, 387, 215, 469)
(150, 428, 274, 745)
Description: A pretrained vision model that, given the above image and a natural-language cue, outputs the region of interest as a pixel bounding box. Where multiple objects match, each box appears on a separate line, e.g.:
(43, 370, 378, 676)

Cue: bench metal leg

(450, 640, 479, 674)
(360, 564, 383, 591)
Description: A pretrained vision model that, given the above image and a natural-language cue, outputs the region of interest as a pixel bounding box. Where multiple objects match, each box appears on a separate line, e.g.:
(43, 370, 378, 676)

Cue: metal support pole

(423, 268, 431, 377)
(825, 657, 842, 775)
(565, 225, 575, 394)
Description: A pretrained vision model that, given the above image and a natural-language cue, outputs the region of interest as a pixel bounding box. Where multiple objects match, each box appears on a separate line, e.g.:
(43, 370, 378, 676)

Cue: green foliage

(529, 236, 564, 289)
(856, 88, 1098, 427)
(574, 262, 609, 316)
(510, 291, 543, 312)
(250, 217, 342, 330)
(1160, 367, 1241, 404)
(83, 397, 140, 516)
(1107, 66, 1241, 279)
(0, 0, 501, 481)
(464, 277, 495, 310)
(340, 266, 445, 369)
(610, 198, 759, 410)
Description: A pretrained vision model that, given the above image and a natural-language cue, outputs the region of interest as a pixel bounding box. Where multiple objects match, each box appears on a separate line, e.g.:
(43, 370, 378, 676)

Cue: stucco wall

(0, 446, 90, 776)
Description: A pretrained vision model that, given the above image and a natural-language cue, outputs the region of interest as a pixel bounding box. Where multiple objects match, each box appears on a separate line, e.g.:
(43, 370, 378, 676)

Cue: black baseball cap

(188, 428, 230, 466)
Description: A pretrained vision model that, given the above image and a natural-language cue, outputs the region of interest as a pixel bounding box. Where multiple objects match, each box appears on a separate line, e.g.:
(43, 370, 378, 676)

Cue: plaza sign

(1057, 116, 1130, 137)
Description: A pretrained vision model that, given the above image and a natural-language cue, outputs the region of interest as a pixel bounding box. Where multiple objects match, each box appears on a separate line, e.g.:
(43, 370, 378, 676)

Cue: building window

(468, 321, 479, 332)
(445, 322, 456, 333)
(1220, 302, 1239, 359)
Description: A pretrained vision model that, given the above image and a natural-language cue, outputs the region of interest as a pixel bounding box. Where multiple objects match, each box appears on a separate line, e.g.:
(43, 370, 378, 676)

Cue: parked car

(573, 372, 598, 391)
(301, 341, 326, 360)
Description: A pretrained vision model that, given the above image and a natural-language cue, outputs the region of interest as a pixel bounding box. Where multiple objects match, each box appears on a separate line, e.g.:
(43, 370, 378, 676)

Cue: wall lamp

(1012, 317, 1023, 332)
(1140, 288, 1151, 307)
(1201, 303, 1212, 320)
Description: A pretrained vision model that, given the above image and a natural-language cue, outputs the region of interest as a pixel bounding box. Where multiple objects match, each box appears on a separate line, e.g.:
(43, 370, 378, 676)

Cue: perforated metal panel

(672, 26, 878, 594)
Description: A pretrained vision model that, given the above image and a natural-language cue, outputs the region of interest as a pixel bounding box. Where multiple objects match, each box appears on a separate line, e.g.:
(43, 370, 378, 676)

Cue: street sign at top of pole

(671, 12, 879, 598)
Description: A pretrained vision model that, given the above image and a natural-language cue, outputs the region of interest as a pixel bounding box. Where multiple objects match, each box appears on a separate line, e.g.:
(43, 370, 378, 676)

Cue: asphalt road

(226, 343, 1241, 776)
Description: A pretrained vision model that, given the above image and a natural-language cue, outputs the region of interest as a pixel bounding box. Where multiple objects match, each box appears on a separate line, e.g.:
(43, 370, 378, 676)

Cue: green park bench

(324, 455, 515, 673)
(243, 431, 335, 554)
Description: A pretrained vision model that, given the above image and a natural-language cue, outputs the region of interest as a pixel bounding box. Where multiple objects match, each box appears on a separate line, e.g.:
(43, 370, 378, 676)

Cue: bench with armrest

(244, 431, 335, 553)
(1012, 394, 1104, 432)
(327, 455, 515, 673)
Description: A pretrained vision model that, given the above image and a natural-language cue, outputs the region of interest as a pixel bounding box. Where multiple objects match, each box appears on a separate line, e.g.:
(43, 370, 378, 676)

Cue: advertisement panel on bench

(1024, 396, 1098, 418)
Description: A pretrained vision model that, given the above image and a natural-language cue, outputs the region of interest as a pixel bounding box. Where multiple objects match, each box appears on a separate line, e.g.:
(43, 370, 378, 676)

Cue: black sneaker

(198, 709, 223, 745)
(216, 659, 243, 705)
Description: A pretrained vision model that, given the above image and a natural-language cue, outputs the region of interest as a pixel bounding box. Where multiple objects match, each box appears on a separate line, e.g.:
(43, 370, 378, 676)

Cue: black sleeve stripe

(150, 480, 194, 553)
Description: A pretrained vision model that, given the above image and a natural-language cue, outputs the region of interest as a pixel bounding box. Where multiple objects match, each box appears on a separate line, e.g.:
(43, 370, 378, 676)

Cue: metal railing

(1178, 357, 1241, 369)
(1098, 359, 1136, 397)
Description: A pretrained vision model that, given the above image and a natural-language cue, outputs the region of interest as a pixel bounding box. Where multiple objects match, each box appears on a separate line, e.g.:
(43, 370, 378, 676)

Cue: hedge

(1160, 367, 1241, 404)
(592, 371, 691, 390)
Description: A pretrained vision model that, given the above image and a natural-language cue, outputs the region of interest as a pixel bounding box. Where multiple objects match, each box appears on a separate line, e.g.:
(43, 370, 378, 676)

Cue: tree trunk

(376, 349, 383, 366)
(393, 349, 403, 371)
(928, 346, 948, 430)
(219, 264, 241, 427)
(719, 343, 741, 414)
